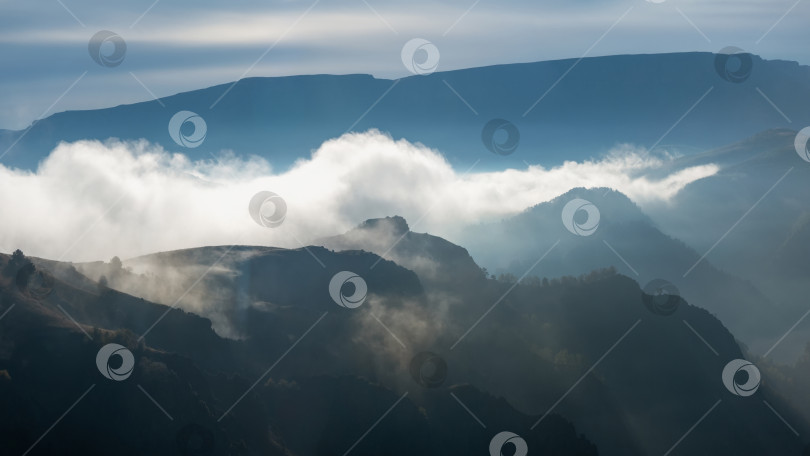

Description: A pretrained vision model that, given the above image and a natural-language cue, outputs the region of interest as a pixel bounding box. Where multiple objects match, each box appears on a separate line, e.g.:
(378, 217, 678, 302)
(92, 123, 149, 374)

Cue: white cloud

(0, 131, 717, 262)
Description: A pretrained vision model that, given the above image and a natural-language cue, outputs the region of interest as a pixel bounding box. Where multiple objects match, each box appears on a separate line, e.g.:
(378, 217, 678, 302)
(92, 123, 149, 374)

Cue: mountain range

(2, 210, 805, 455)
(1, 52, 808, 171)
(2, 49, 810, 455)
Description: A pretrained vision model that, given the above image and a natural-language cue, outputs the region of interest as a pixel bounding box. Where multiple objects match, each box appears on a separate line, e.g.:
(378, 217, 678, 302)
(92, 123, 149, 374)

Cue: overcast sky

(0, 0, 806, 129)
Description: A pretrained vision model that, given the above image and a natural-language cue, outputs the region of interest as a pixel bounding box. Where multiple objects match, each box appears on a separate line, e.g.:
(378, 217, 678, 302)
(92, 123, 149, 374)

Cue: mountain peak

(356, 216, 410, 236)
(316, 215, 485, 286)
(532, 187, 646, 222)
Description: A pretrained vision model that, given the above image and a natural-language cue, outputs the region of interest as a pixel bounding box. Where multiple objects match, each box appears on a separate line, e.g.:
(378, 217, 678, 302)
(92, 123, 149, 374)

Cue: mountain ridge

(2, 210, 808, 454)
(2, 52, 808, 172)
(458, 186, 785, 354)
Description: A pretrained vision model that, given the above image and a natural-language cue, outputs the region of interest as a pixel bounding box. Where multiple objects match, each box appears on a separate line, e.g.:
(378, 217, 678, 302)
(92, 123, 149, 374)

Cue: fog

(0, 130, 718, 262)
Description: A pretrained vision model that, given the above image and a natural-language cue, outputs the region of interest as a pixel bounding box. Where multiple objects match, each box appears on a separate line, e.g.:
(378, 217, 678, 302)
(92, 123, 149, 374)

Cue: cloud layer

(0, 130, 717, 262)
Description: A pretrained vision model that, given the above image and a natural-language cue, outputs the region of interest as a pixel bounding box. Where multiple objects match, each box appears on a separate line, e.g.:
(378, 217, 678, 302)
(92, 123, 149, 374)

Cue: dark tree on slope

(10, 249, 27, 267)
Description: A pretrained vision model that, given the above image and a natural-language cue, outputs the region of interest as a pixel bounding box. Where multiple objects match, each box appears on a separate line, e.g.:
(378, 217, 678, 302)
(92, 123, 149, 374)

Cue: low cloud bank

(0, 130, 717, 262)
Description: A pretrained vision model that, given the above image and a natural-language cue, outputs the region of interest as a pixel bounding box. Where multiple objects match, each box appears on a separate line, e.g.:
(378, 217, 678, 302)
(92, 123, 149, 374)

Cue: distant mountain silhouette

(1, 52, 808, 171)
(457, 187, 785, 353)
(641, 128, 810, 360)
(647, 129, 810, 272)
(773, 212, 810, 277)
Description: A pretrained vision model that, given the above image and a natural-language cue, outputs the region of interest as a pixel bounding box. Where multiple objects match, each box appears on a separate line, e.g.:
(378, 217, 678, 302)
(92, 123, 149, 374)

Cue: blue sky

(0, 0, 806, 129)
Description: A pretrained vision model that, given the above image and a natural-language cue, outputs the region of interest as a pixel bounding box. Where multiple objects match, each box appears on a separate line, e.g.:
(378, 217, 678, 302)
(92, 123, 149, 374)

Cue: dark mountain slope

(3, 222, 808, 455)
(0, 251, 599, 456)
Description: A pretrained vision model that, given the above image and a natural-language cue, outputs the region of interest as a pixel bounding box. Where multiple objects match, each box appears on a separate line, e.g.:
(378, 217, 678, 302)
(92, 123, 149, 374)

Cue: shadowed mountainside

(1, 251, 599, 456)
(18, 216, 803, 455)
(458, 187, 783, 355)
(641, 128, 810, 360)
